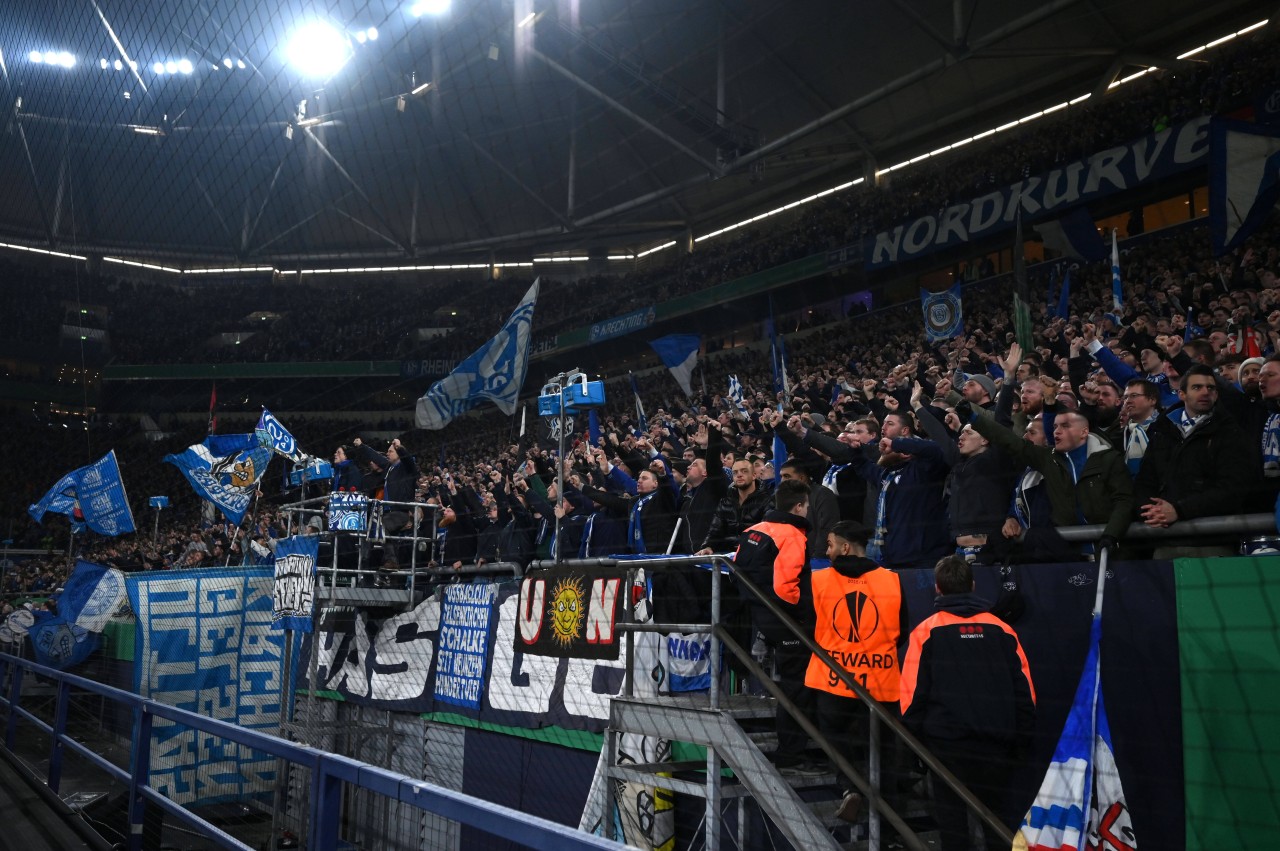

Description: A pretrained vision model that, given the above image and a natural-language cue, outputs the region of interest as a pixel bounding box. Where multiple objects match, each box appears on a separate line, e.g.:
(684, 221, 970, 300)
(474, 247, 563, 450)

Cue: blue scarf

(629, 493, 656, 553)
(1264, 413, 1280, 478)
(867, 472, 896, 563)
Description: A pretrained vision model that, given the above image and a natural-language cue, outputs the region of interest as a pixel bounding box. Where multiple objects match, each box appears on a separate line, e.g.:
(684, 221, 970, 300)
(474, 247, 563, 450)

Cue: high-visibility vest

(804, 564, 903, 701)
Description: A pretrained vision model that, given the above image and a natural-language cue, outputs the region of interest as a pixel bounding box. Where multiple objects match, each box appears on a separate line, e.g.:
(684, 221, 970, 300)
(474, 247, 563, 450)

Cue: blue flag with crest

(29, 450, 136, 537)
(164, 434, 272, 524)
(415, 279, 539, 430)
(256, 408, 305, 462)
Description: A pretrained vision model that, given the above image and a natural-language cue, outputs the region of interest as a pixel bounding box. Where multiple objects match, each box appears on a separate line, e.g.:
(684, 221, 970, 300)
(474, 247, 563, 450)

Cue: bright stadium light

(152, 61, 165, 74)
(222, 57, 233, 68)
(236, 59, 246, 69)
(366, 27, 379, 41)
(355, 30, 367, 44)
(411, 0, 451, 17)
(286, 21, 351, 77)
(57, 52, 75, 68)
(177, 58, 193, 74)
(164, 60, 177, 74)
(114, 59, 124, 71)
(29, 50, 43, 63)
(99, 58, 109, 69)
(43, 51, 59, 64)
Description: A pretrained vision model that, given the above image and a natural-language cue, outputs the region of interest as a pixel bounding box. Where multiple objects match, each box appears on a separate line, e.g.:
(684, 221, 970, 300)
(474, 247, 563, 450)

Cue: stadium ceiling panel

(0, 0, 1265, 266)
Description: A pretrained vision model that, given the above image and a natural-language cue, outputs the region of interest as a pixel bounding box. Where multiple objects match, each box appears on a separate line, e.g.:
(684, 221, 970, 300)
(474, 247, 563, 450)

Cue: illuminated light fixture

(287, 21, 352, 77)
(236, 59, 246, 69)
(0, 241, 86, 261)
(533, 256, 588, 263)
(59, 52, 75, 67)
(153, 61, 165, 74)
(29, 51, 43, 63)
(177, 58, 193, 75)
(103, 257, 182, 273)
(164, 60, 177, 74)
(366, 27, 378, 41)
(99, 58, 109, 69)
(493, 262, 534, 268)
(410, 80, 432, 96)
(223, 57, 233, 68)
(607, 255, 635, 261)
(411, 0, 451, 16)
(518, 11, 536, 27)
(185, 266, 275, 275)
(43, 51, 58, 64)
(114, 59, 124, 71)
(636, 241, 678, 259)
(131, 125, 162, 135)
(355, 30, 367, 44)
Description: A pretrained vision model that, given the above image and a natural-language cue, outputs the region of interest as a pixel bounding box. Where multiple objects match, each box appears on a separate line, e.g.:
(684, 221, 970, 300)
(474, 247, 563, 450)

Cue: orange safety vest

(804, 564, 903, 701)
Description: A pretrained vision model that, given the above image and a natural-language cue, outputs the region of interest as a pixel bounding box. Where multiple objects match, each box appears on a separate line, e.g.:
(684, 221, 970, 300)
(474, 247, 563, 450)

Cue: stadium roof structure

(0, 0, 1268, 270)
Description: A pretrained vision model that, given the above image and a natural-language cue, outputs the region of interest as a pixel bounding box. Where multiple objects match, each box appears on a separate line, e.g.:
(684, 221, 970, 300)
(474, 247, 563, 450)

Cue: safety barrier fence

(0, 652, 624, 851)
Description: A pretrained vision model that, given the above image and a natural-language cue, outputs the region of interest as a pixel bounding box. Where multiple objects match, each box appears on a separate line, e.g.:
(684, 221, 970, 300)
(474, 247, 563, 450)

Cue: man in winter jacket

(733, 479, 813, 771)
(900, 556, 1035, 851)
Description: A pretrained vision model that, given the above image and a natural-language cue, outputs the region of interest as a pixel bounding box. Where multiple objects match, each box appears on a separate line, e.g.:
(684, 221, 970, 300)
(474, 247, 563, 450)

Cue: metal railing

(0, 652, 625, 851)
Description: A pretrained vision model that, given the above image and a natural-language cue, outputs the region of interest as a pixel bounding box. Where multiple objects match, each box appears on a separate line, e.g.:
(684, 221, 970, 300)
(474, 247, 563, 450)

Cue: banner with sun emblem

(514, 567, 630, 660)
(921, 283, 964, 342)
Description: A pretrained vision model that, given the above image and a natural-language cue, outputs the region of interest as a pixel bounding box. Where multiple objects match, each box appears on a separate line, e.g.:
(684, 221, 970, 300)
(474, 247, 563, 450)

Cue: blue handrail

(0, 652, 623, 851)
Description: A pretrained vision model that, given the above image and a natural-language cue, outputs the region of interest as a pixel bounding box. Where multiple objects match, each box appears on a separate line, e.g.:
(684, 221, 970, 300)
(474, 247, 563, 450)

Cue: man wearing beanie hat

(961, 373, 997, 409)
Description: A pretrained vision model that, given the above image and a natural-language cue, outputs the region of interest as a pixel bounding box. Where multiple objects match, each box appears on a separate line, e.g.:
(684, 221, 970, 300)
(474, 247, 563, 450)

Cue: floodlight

(43, 52, 58, 64)
(411, 0, 451, 17)
(29, 51, 42, 63)
(57, 52, 76, 68)
(99, 58, 109, 69)
(164, 61, 177, 74)
(367, 27, 379, 41)
(153, 61, 165, 74)
(355, 30, 367, 44)
(114, 59, 124, 71)
(177, 58, 193, 74)
(222, 57, 233, 68)
(236, 59, 246, 69)
(286, 21, 351, 77)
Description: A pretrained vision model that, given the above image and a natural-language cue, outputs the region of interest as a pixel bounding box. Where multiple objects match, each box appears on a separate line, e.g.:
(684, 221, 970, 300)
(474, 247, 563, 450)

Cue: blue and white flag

(1018, 552, 1136, 851)
(256, 408, 305, 462)
(28, 560, 126, 669)
(648, 334, 700, 397)
(1110, 230, 1124, 312)
(727, 375, 748, 417)
(164, 434, 272, 524)
(29, 450, 136, 537)
(630, 372, 648, 432)
(1210, 118, 1280, 254)
(1056, 267, 1074, 321)
(921, 283, 964, 342)
(416, 279, 540, 430)
(1039, 207, 1106, 262)
(271, 535, 318, 632)
(766, 312, 790, 398)
(327, 492, 368, 531)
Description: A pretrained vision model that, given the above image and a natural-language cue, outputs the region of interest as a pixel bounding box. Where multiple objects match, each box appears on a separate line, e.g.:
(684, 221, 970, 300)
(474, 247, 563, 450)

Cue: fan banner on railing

(127, 567, 295, 806)
(327, 491, 368, 531)
(514, 566, 629, 661)
(271, 534, 317, 632)
(434, 583, 499, 709)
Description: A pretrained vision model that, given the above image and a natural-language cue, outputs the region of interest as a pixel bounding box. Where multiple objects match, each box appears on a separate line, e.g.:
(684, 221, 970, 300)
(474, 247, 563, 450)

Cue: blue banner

(1210, 117, 1280, 254)
(29, 450, 136, 537)
(416, 279, 539, 430)
(921, 283, 964, 342)
(648, 334, 700, 397)
(433, 583, 498, 709)
(163, 434, 271, 524)
(127, 568, 292, 805)
(869, 116, 1210, 269)
(27, 561, 123, 668)
(271, 535, 317, 632)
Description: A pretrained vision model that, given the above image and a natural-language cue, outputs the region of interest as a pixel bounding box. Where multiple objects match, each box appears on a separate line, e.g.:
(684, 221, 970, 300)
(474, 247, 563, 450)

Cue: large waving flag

(1210, 118, 1280, 254)
(727, 375, 748, 417)
(28, 560, 127, 669)
(29, 450, 136, 537)
(922, 283, 964, 342)
(1038, 207, 1106, 262)
(649, 334, 700, 397)
(164, 434, 272, 524)
(256, 408, 305, 462)
(1018, 548, 1136, 851)
(1055, 267, 1073, 321)
(416, 279, 540, 430)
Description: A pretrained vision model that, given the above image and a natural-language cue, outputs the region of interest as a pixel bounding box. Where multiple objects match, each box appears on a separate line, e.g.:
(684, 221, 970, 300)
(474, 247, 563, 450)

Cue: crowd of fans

(4, 24, 1280, 594)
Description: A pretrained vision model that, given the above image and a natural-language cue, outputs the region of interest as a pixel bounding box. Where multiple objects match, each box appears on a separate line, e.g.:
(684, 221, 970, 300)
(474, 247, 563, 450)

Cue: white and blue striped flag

(727, 375, 748, 416)
(1018, 549, 1136, 851)
(648, 334, 700, 397)
(1110, 230, 1124, 312)
(416, 279, 539, 430)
